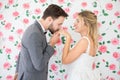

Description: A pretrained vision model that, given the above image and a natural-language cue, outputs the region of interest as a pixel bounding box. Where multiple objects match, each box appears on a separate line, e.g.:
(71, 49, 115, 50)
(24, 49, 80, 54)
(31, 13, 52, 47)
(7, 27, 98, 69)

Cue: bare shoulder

(78, 37, 89, 45)
(76, 37, 89, 52)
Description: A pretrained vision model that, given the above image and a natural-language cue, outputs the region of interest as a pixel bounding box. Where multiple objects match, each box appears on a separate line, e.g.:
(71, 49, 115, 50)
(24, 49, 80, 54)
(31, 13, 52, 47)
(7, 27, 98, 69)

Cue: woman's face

(73, 16, 85, 33)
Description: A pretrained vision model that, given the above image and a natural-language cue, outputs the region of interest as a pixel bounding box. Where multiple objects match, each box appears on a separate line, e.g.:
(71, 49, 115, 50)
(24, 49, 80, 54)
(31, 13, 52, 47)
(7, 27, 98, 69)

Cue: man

(14, 4, 68, 80)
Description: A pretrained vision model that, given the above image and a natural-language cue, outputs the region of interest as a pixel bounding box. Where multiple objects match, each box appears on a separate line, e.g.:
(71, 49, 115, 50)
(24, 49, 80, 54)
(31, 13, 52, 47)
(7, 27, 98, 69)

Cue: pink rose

(111, 38, 119, 45)
(0, 31, 3, 37)
(109, 64, 116, 70)
(73, 12, 78, 19)
(114, 11, 120, 17)
(58, 0, 64, 4)
(92, 62, 96, 70)
(0, 2, 3, 8)
(108, 77, 115, 80)
(81, 2, 87, 7)
(17, 43, 21, 50)
(8, 0, 14, 5)
(56, 38, 62, 46)
(117, 70, 120, 75)
(23, 3, 30, 9)
(105, 3, 113, 10)
(55, 78, 61, 80)
(6, 75, 13, 80)
(23, 18, 29, 24)
(64, 8, 70, 13)
(0, 14, 4, 20)
(4, 22, 12, 30)
(5, 48, 12, 54)
(117, 24, 120, 30)
(102, 59, 105, 62)
(3, 62, 11, 69)
(113, 52, 120, 59)
(53, 50, 57, 55)
(50, 64, 58, 71)
(39, 0, 46, 3)
(98, 45, 107, 53)
(12, 11, 19, 17)
(64, 74, 68, 80)
(98, 35, 102, 41)
(93, 10, 99, 15)
(34, 8, 41, 14)
(97, 22, 101, 27)
(16, 28, 23, 35)
(8, 35, 14, 41)
(15, 55, 18, 61)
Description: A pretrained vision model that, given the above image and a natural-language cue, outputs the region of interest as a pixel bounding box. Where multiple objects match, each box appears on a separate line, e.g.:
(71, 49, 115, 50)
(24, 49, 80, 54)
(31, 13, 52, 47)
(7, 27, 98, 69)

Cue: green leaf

(34, 0, 38, 3)
(0, 49, 2, 54)
(112, 71, 116, 73)
(37, 16, 40, 19)
(93, 2, 97, 7)
(63, 69, 65, 72)
(101, 33, 106, 36)
(117, 47, 120, 49)
(96, 54, 98, 56)
(49, 70, 52, 72)
(102, 21, 105, 24)
(117, 16, 120, 18)
(55, 61, 58, 63)
(1, 21, 5, 25)
(102, 10, 109, 16)
(67, 3, 71, 6)
(0, 76, 2, 78)
(107, 41, 110, 43)
(114, 30, 118, 33)
(102, 41, 105, 44)
(59, 70, 63, 73)
(96, 66, 99, 68)
(32, 16, 36, 19)
(8, 55, 11, 59)
(5, 5, 9, 9)
(106, 61, 109, 64)
(117, 35, 120, 38)
(106, 51, 110, 53)
(99, 42, 102, 45)
(109, 21, 112, 25)
(50, 75, 54, 78)
(13, 4, 19, 7)
(58, 60, 61, 63)
(104, 13, 109, 16)
(97, 62, 100, 65)
(105, 65, 109, 67)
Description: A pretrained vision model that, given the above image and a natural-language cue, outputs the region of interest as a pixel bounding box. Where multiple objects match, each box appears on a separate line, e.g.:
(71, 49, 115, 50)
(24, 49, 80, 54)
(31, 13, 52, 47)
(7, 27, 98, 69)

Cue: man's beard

(48, 23, 59, 34)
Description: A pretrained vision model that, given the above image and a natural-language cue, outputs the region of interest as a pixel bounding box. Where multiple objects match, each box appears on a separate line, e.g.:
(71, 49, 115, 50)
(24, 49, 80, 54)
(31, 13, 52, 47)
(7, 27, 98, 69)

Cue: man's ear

(46, 16, 53, 24)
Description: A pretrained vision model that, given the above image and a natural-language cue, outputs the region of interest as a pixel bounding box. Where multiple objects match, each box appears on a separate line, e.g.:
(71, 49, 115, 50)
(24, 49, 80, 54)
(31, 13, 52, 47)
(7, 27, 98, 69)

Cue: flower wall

(0, 0, 120, 80)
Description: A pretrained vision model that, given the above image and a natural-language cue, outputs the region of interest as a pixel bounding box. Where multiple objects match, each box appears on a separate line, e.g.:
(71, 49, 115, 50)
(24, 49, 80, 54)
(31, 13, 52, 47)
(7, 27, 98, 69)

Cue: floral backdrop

(0, 0, 120, 80)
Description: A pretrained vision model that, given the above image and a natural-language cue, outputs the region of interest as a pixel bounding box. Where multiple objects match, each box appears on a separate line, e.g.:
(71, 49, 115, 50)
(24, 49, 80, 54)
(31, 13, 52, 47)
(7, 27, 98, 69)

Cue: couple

(14, 4, 100, 80)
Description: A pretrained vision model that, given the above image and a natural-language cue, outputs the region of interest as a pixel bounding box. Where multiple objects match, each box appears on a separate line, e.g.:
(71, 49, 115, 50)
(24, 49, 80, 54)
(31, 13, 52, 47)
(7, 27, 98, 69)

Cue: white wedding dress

(67, 36, 100, 80)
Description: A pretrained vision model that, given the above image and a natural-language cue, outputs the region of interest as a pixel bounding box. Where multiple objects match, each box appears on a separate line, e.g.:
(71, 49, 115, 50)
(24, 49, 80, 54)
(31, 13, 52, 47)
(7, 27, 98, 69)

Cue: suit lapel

(34, 20, 45, 36)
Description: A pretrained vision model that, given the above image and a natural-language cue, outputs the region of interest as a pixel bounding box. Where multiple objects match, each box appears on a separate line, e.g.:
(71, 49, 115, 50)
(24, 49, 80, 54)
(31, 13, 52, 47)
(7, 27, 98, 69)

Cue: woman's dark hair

(42, 4, 68, 19)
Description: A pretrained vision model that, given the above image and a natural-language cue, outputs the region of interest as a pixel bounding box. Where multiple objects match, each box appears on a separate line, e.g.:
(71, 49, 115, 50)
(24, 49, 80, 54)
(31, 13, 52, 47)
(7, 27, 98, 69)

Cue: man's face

(48, 16, 65, 34)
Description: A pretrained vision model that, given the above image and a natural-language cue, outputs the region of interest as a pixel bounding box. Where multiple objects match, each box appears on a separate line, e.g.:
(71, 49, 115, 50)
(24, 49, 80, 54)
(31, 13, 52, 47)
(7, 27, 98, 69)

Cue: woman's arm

(60, 30, 88, 64)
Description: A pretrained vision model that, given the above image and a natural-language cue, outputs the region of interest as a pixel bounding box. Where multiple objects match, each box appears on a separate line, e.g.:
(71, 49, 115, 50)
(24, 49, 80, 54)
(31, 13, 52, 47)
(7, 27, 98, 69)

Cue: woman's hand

(59, 29, 71, 39)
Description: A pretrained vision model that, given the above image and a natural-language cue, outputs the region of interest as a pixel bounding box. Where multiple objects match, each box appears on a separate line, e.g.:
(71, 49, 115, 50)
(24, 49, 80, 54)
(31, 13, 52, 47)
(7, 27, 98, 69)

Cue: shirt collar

(37, 20, 46, 33)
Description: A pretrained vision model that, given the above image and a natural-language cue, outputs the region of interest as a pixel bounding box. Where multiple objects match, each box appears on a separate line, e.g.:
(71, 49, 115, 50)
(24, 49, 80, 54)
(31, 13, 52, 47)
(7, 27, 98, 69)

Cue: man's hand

(13, 73, 18, 80)
(49, 32, 60, 47)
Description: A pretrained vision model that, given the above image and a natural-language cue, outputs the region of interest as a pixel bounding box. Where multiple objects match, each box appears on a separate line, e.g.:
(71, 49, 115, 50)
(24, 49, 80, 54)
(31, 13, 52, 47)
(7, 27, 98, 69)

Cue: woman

(60, 10, 100, 80)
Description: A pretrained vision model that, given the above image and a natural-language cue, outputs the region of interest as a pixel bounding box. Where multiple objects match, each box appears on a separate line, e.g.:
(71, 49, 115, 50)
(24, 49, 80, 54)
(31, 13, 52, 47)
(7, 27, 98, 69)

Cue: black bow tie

(44, 32, 47, 34)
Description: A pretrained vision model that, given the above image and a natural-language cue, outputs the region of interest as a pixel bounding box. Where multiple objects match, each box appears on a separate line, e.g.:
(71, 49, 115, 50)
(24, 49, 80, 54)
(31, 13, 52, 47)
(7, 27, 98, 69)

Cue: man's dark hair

(42, 4, 68, 19)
